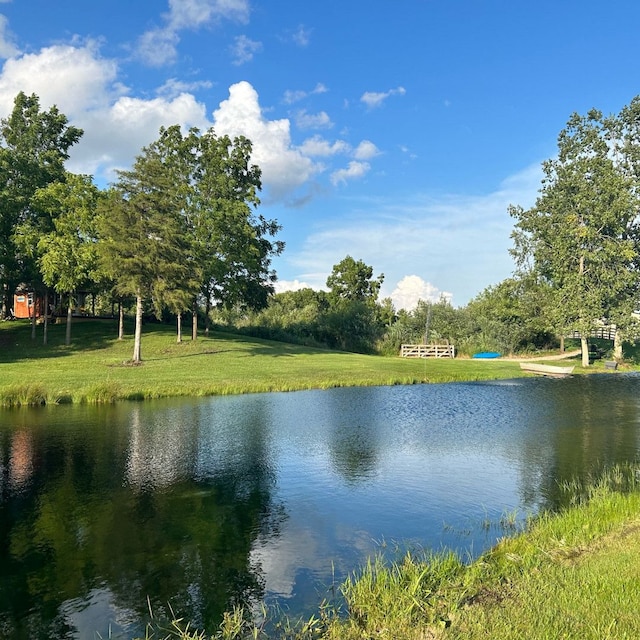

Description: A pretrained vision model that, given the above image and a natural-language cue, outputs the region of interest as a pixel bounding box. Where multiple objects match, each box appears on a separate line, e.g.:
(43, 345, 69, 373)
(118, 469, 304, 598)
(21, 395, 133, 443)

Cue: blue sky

(1, 1, 639, 308)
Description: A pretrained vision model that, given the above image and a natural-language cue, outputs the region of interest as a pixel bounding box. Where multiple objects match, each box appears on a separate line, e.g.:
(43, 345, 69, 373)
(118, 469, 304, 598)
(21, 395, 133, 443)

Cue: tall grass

(0, 383, 48, 407)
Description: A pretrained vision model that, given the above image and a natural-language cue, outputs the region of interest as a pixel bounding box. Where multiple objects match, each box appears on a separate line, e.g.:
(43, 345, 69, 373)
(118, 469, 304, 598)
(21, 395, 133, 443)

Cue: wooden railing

(400, 344, 455, 358)
(565, 326, 617, 341)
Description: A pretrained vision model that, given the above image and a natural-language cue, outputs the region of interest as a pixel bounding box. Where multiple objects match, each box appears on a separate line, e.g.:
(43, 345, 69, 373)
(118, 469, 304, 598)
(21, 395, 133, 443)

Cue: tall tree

(97, 131, 197, 363)
(510, 108, 640, 366)
(191, 129, 283, 330)
(30, 173, 101, 345)
(0, 92, 82, 317)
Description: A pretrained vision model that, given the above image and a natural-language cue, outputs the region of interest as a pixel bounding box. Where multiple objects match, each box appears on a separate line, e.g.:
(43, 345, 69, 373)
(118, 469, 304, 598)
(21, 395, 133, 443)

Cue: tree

(97, 132, 198, 363)
(191, 128, 283, 330)
(326, 255, 384, 304)
(324, 256, 385, 352)
(0, 92, 82, 317)
(510, 108, 640, 366)
(31, 174, 101, 345)
(466, 277, 556, 355)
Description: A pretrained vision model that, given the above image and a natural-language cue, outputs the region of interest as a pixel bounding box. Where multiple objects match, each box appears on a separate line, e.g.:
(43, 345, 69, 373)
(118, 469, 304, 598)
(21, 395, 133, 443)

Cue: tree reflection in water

(0, 401, 284, 638)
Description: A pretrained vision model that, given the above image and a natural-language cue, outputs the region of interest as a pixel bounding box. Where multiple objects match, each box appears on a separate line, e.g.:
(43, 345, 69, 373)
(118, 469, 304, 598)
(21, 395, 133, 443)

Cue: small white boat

(519, 363, 575, 378)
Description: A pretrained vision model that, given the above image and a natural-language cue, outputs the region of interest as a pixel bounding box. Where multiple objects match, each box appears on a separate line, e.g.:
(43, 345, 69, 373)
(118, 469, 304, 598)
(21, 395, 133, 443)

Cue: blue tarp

(472, 352, 502, 359)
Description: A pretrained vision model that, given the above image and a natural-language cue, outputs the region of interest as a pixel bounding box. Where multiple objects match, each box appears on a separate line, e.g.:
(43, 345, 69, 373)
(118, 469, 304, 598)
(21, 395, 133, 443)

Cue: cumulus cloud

(299, 135, 349, 157)
(390, 276, 452, 311)
(212, 81, 321, 200)
(0, 43, 210, 181)
(72, 93, 210, 179)
(295, 109, 332, 129)
(273, 279, 314, 294)
(230, 35, 262, 65)
(330, 160, 370, 186)
(0, 14, 18, 59)
(0, 43, 121, 118)
(353, 140, 380, 160)
(0, 44, 332, 202)
(137, 0, 250, 66)
(360, 86, 406, 109)
(0, 36, 377, 204)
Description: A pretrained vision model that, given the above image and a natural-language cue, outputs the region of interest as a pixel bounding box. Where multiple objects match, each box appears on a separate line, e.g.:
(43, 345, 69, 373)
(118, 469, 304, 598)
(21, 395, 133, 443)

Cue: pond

(1, 374, 640, 638)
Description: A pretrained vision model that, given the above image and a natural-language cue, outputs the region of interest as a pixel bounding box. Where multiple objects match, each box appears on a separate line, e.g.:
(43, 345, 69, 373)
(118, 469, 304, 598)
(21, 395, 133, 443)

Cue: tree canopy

(0, 92, 83, 316)
(96, 124, 283, 362)
(510, 106, 640, 365)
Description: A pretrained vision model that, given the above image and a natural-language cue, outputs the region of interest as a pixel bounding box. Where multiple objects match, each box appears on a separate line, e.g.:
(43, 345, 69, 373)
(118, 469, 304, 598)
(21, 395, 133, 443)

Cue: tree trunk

(205, 297, 211, 336)
(614, 329, 623, 361)
(559, 335, 565, 353)
(580, 335, 590, 367)
(192, 301, 198, 341)
(118, 301, 124, 340)
(30, 292, 36, 340)
(1, 282, 7, 319)
(133, 293, 143, 363)
(43, 289, 49, 346)
(177, 312, 182, 343)
(65, 293, 73, 346)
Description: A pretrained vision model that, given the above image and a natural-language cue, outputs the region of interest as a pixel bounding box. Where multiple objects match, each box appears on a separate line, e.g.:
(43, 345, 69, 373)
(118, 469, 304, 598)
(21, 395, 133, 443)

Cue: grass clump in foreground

(137, 465, 640, 640)
(0, 318, 529, 406)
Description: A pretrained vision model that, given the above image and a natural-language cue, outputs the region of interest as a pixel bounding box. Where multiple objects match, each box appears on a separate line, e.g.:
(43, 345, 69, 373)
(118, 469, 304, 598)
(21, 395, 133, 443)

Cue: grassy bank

(141, 465, 640, 640)
(0, 318, 531, 406)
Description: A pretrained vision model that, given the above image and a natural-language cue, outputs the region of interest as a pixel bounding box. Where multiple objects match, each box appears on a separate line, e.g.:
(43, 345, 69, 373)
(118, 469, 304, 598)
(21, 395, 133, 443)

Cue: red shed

(13, 288, 46, 319)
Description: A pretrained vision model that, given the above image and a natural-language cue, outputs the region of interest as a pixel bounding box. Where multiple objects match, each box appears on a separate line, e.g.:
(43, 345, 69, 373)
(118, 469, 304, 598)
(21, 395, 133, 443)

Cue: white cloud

(137, 0, 250, 66)
(360, 86, 406, 109)
(136, 28, 180, 67)
(72, 93, 210, 180)
(230, 35, 262, 65)
(283, 89, 307, 104)
(212, 81, 322, 200)
(390, 276, 452, 311)
(0, 43, 210, 181)
(156, 77, 214, 98)
(330, 160, 370, 186)
(283, 82, 327, 104)
(299, 135, 349, 157)
(0, 14, 18, 59)
(167, 0, 250, 30)
(0, 43, 121, 118)
(287, 164, 543, 305)
(273, 279, 313, 294)
(290, 24, 311, 47)
(0, 46, 329, 202)
(295, 109, 332, 129)
(353, 140, 380, 160)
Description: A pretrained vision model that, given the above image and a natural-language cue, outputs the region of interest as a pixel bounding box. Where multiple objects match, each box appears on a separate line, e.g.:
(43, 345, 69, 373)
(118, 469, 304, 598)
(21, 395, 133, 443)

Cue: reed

(0, 383, 48, 407)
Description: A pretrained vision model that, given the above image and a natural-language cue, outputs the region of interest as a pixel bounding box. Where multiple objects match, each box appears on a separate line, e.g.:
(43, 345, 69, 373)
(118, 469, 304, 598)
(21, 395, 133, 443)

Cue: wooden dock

(400, 344, 455, 358)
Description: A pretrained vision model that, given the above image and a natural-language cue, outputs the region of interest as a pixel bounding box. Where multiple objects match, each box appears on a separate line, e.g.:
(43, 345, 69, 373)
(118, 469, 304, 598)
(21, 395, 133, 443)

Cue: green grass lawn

(0, 318, 531, 406)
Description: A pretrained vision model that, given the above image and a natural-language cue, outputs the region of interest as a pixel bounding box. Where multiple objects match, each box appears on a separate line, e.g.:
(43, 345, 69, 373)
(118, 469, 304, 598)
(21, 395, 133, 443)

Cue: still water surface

(1, 374, 640, 638)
